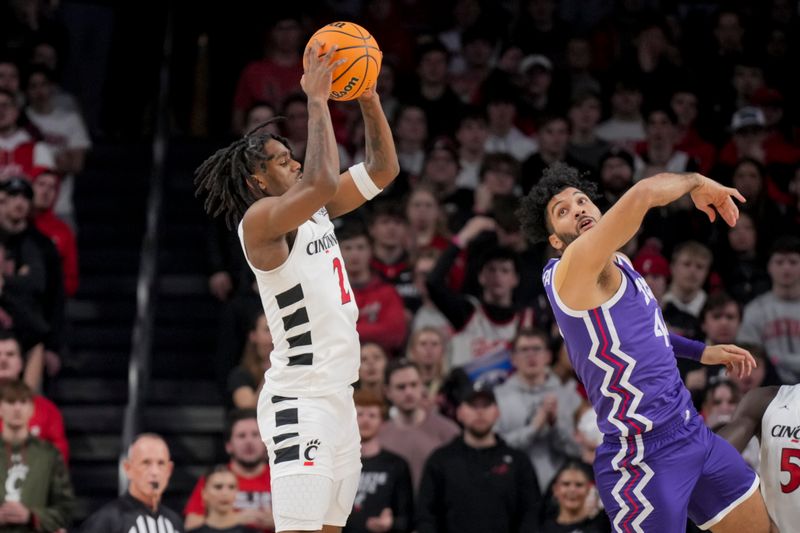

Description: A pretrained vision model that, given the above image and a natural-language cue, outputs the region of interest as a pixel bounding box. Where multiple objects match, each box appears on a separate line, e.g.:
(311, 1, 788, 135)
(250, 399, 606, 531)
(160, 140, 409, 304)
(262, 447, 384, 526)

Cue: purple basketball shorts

(593, 410, 759, 532)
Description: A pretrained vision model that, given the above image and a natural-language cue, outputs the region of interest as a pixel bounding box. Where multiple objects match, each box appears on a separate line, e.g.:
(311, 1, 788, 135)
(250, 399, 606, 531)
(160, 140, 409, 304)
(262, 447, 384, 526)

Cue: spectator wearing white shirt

(484, 90, 537, 162)
(737, 236, 800, 384)
(455, 108, 488, 190)
(595, 78, 645, 151)
(24, 66, 91, 229)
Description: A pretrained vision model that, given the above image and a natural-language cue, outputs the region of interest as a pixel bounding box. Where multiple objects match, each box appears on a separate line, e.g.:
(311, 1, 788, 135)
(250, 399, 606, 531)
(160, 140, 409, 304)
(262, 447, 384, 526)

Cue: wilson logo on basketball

(331, 77, 360, 99)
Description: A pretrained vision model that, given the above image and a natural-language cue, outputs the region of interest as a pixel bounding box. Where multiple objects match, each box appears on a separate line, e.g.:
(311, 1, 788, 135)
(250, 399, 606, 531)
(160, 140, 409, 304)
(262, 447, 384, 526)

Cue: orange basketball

(305, 22, 382, 101)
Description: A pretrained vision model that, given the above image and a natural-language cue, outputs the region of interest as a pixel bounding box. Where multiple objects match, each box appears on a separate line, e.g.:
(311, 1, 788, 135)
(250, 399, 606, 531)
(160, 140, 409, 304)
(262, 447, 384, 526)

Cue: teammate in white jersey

(720, 385, 800, 532)
(194, 41, 399, 533)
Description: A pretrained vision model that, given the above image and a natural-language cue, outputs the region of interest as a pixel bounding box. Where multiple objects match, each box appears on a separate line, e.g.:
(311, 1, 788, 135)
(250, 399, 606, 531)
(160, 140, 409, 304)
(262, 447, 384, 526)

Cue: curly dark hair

(517, 162, 598, 243)
(193, 117, 291, 229)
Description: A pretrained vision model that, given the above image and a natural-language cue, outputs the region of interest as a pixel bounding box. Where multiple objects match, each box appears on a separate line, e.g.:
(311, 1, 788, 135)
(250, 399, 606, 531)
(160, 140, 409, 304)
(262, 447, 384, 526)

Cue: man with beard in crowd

(185, 409, 273, 532)
(416, 387, 540, 533)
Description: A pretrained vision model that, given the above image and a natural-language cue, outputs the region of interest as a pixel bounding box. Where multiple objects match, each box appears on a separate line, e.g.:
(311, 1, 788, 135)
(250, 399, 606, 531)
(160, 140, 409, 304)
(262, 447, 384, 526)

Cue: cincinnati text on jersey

(306, 231, 339, 255)
(770, 424, 800, 440)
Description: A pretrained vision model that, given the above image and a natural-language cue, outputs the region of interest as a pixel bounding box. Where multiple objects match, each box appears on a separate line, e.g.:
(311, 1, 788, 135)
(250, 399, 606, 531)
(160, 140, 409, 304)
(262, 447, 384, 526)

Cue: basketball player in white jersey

(194, 41, 399, 533)
(719, 385, 800, 532)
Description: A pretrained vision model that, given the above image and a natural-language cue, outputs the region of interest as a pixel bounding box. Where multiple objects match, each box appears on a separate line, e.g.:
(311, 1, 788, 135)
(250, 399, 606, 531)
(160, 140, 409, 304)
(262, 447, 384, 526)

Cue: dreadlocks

(517, 162, 598, 243)
(193, 117, 291, 228)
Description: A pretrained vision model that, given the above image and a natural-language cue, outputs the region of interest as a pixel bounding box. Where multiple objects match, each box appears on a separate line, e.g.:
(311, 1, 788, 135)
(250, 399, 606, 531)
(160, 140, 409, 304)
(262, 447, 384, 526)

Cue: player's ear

(548, 233, 564, 251)
(249, 173, 268, 192)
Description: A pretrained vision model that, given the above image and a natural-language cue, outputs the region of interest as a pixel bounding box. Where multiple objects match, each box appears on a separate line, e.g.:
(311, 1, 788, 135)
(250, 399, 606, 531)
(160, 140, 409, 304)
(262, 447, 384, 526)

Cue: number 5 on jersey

(781, 448, 800, 494)
(333, 257, 352, 305)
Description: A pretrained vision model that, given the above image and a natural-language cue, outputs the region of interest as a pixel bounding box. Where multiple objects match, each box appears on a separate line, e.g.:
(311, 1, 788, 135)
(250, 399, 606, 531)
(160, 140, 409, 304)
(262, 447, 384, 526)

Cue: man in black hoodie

(416, 387, 541, 533)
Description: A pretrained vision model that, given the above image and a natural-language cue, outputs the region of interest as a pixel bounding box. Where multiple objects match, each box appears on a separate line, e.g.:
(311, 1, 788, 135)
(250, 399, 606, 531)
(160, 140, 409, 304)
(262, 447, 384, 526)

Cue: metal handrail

(118, 5, 174, 493)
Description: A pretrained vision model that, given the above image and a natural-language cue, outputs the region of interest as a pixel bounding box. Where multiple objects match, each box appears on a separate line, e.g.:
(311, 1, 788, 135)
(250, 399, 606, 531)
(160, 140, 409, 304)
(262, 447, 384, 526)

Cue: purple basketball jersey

(542, 254, 691, 437)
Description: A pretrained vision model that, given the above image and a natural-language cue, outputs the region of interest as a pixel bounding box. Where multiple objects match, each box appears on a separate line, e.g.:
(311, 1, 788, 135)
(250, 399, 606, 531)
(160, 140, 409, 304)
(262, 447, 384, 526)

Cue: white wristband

(348, 162, 383, 200)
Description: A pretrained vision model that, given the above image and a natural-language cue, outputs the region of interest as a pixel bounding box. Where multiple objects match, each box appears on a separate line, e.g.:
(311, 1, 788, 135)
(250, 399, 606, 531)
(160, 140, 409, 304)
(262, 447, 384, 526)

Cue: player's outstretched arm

(562, 173, 742, 286)
(244, 41, 342, 242)
(326, 87, 400, 218)
(700, 344, 757, 379)
(670, 333, 757, 378)
(717, 385, 779, 452)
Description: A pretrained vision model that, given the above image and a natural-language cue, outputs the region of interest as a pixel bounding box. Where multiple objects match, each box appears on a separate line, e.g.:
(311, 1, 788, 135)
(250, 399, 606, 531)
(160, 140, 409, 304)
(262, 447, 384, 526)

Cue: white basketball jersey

(448, 296, 531, 368)
(238, 208, 360, 397)
(759, 385, 800, 532)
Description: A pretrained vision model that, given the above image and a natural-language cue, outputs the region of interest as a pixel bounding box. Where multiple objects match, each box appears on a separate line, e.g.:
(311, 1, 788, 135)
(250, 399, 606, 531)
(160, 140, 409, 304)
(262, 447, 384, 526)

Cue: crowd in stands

(0, 1, 89, 530)
(2, 0, 800, 531)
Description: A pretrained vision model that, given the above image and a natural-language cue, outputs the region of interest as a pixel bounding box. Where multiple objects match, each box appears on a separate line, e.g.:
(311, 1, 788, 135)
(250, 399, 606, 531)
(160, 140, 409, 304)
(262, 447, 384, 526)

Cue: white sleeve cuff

(348, 162, 383, 200)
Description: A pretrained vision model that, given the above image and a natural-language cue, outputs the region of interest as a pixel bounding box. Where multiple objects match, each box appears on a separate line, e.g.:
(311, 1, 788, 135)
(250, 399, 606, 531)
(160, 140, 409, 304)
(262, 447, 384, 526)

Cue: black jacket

(417, 436, 541, 533)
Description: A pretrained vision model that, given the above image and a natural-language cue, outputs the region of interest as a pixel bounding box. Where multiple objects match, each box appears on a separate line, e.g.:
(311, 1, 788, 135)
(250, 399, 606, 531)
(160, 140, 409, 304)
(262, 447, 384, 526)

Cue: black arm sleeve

(425, 244, 475, 330)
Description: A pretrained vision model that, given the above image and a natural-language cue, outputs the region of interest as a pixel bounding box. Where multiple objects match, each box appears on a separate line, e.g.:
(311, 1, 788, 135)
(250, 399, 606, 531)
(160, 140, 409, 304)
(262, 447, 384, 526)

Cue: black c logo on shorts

(304, 445, 319, 461)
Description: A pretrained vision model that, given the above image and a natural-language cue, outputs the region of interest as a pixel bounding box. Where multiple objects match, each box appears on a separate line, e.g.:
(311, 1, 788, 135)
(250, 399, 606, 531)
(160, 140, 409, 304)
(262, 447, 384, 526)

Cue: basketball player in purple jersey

(518, 163, 770, 532)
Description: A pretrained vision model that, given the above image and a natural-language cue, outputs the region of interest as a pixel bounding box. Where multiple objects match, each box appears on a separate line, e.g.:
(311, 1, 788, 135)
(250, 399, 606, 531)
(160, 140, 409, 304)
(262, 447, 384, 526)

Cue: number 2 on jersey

(781, 448, 800, 494)
(332, 257, 352, 304)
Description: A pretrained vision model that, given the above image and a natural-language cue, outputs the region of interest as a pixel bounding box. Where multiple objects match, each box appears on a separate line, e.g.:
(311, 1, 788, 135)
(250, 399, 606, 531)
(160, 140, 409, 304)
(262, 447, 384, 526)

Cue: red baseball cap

(633, 251, 670, 278)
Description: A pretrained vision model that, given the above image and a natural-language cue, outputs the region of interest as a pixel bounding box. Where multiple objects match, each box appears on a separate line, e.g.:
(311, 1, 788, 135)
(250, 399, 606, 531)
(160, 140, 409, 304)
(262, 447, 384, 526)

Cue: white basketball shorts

(257, 386, 362, 530)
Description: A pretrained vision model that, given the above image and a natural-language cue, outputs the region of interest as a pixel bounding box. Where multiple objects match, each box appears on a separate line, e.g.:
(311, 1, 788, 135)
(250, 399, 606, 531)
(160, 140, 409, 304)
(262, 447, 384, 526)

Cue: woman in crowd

(227, 311, 272, 410)
(188, 465, 260, 533)
(541, 461, 610, 533)
(701, 378, 740, 430)
(404, 184, 450, 256)
(357, 342, 389, 400)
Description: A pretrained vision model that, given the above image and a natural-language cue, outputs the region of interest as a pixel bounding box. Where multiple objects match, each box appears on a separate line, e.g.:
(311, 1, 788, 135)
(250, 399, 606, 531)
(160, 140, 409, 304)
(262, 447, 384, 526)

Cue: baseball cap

(730, 107, 766, 131)
(633, 250, 670, 278)
(519, 54, 553, 74)
(2, 176, 33, 199)
(462, 384, 496, 406)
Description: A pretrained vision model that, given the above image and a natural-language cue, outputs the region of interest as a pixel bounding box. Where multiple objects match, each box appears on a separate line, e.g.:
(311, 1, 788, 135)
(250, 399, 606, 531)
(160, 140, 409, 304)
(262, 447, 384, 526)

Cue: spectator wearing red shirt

(0, 88, 55, 181)
(339, 221, 408, 355)
(670, 87, 716, 174)
(31, 170, 78, 297)
(368, 199, 415, 309)
(0, 331, 68, 464)
(752, 87, 800, 168)
(719, 107, 800, 169)
(185, 409, 273, 532)
(231, 16, 304, 133)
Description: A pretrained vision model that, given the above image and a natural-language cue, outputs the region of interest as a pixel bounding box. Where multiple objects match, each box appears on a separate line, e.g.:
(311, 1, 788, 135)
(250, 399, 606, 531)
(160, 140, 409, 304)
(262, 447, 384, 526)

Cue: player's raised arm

(560, 172, 743, 288)
(241, 41, 344, 242)
(326, 87, 400, 219)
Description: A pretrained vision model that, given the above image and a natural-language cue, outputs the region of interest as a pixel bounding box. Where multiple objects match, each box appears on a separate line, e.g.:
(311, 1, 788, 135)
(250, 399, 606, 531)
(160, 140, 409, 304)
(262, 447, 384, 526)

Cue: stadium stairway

(144, 137, 227, 512)
(48, 142, 150, 521)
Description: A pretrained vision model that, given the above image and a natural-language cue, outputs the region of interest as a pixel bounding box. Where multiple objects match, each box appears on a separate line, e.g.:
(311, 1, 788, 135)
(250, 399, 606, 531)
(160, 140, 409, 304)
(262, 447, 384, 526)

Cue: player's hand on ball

(301, 40, 346, 101)
(700, 344, 756, 379)
(357, 85, 378, 103)
(690, 176, 746, 227)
